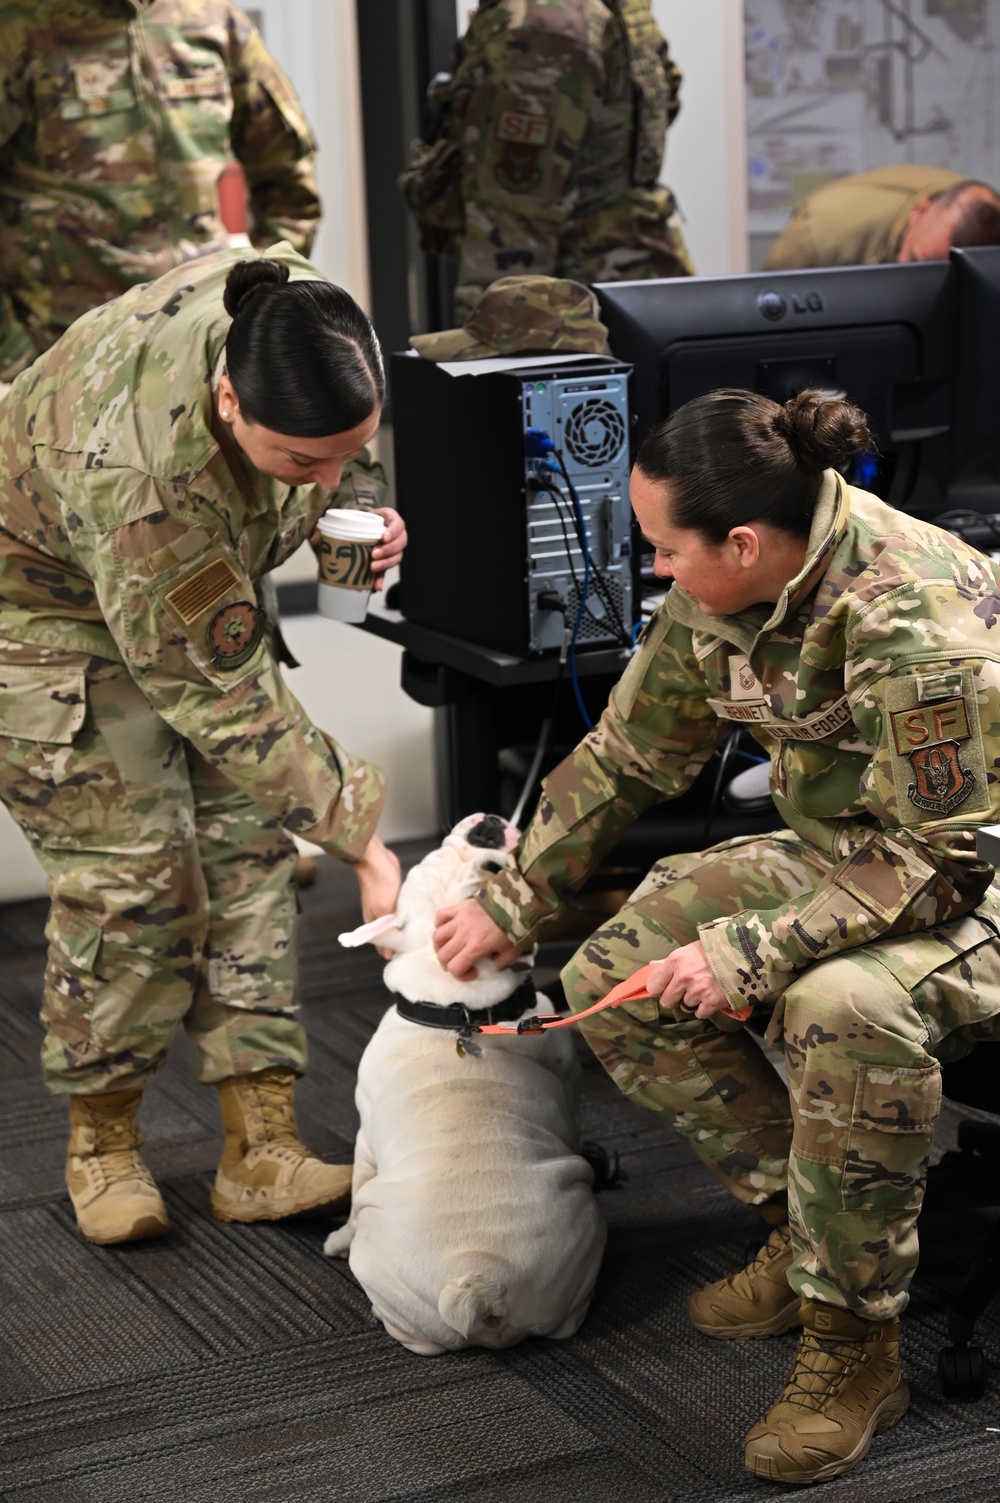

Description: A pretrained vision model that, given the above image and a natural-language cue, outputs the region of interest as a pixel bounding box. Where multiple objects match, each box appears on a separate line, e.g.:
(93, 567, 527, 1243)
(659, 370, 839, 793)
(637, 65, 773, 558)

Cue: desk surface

(358, 604, 631, 688)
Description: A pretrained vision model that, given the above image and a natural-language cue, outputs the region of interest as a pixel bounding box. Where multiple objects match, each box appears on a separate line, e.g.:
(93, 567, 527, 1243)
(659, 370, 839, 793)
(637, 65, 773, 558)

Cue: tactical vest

(399, 0, 678, 255)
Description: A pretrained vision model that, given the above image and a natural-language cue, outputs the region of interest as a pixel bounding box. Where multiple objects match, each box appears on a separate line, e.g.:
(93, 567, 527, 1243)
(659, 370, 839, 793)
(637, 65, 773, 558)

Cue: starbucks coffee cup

(316, 509, 385, 622)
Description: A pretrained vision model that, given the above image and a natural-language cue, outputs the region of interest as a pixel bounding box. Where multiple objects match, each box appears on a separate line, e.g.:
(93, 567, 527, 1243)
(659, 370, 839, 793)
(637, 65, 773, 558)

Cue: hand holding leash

(476, 961, 752, 1037)
(644, 941, 730, 1020)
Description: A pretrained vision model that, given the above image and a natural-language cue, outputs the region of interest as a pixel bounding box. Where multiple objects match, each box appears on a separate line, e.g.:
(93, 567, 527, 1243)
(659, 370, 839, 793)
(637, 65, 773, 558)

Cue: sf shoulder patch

(493, 106, 550, 193)
(885, 672, 989, 821)
(206, 600, 265, 669)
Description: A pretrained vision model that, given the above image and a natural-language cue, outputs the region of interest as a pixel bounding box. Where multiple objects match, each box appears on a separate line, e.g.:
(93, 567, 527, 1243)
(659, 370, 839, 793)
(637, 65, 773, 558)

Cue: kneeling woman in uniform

(434, 387, 1000, 1485)
(0, 247, 406, 1245)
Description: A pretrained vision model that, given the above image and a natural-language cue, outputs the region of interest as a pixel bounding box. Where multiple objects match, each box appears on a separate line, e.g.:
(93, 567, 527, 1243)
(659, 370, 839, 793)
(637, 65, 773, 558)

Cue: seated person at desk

(434, 386, 1000, 1485)
(763, 164, 1000, 269)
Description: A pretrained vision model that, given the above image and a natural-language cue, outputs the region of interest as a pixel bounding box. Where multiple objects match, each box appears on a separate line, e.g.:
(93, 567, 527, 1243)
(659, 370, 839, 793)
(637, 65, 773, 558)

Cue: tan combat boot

(745, 1299, 910, 1484)
(66, 1090, 172, 1245)
(211, 1068, 353, 1222)
(688, 1224, 801, 1339)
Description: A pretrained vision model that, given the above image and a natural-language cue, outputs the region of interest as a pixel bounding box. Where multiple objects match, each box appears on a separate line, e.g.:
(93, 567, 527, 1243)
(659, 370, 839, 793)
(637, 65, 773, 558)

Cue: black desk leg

(434, 688, 501, 829)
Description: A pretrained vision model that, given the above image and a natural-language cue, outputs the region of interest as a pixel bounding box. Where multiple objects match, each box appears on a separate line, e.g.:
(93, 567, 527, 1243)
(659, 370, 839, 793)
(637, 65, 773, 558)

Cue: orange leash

(475, 962, 753, 1036)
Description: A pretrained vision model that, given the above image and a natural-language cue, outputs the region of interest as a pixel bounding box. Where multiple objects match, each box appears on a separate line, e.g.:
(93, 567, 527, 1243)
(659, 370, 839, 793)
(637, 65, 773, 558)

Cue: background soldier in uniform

(763, 164, 1000, 270)
(0, 0, 319, 381)
(400, 0, 694, 318)
(0, 245, 406, 1248)
(434, 387, 1000, 1485)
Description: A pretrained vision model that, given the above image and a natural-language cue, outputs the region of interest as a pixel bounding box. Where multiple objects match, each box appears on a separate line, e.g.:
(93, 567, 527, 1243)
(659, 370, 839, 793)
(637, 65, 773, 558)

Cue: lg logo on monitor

(758, 289, 826, 321)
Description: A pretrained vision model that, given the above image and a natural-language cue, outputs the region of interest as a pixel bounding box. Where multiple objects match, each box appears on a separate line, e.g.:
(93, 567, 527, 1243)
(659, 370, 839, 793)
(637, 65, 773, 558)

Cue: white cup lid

(317, 509, 385, 541)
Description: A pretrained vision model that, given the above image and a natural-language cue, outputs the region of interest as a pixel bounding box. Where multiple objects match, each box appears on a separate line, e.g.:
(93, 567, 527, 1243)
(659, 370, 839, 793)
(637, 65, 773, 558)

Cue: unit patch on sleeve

(884, 672, 990, 821)
(207, 601, 265, 669)
(493, 105, 550, 193)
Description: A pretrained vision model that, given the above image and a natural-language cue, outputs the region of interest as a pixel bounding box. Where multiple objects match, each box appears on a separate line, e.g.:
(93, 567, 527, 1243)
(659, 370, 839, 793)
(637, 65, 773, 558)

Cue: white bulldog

(324, 813, 607, 1356)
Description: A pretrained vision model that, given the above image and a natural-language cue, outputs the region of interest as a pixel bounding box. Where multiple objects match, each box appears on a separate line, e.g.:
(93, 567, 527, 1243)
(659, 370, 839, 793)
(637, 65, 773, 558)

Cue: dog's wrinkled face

(449, 812, 518, 861)
(339, 811, 537, 1002)
(338, 813, 519, 956)
(463, 814, 509, 849)
(445, 813, 519, 896)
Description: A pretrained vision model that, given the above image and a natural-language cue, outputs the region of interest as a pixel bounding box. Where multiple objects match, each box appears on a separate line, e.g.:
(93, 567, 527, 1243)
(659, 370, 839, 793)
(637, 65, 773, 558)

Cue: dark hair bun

(223, 258, 291, 319)
(780, 388, 872, 473)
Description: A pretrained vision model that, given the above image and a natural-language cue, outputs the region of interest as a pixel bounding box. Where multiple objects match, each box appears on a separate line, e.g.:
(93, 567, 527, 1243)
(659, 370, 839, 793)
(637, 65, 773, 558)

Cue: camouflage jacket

(402, 0, 693, 312)
(762, 165, 968, 271)
(0, 0, 319, 380)
(0, 243, 385, 861)
(477, 473, 1000, 1010)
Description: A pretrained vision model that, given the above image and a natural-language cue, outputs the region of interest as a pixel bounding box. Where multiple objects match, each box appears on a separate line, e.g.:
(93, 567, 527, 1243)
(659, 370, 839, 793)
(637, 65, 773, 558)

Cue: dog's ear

(338, 914, 404, 949)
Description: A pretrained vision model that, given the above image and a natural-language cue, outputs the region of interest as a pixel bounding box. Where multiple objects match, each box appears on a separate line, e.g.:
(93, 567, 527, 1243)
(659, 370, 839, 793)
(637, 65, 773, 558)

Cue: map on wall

(746, 0, 1000, 237)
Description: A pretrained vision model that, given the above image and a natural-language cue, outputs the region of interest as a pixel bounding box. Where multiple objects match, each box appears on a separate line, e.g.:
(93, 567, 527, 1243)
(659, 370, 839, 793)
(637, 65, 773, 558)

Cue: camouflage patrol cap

(410, 275, 611, 360)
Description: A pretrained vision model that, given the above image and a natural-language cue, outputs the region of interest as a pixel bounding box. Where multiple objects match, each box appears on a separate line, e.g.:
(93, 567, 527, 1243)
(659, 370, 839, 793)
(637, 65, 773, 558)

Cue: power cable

(510, 609, 570, 828)
(548, 453, 632, 647)
(531, 473, 630, 646)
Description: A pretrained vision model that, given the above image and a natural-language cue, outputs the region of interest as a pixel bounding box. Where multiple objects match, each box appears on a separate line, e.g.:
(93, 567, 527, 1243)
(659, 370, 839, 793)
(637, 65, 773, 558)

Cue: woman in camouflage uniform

(0, 244, 406, 1247)
(435, 388, 1000, 1485)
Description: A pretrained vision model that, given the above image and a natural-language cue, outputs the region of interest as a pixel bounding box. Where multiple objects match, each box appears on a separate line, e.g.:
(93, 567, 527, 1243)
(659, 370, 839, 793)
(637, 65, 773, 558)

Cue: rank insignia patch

(906, 741, 976, 814)
(206, 600, 264, 669)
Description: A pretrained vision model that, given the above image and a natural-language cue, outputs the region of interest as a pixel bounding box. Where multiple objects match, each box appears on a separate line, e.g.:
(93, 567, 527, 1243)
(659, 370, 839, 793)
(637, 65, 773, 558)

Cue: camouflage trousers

(562, 828, 1000, 1320)
(0, 649, 305, 1095)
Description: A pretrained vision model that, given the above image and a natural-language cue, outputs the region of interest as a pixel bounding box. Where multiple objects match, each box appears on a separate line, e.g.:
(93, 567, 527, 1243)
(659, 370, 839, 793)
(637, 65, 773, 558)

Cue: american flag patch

(165, 558, 240, 624)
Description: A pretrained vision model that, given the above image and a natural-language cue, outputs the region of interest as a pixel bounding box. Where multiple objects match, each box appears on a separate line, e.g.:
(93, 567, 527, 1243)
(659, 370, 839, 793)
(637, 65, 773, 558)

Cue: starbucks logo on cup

(317, 536, 375, 590)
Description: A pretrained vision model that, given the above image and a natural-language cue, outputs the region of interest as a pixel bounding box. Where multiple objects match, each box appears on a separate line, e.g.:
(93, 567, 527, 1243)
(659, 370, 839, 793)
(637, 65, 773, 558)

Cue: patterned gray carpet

(2, 843, 999, 1503)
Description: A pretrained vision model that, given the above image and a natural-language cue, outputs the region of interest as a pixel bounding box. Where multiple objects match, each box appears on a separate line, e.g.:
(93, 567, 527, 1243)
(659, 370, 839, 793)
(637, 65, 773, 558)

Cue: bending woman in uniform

(433, 388, 1000, 1486)
(0, 248, 406, 1246)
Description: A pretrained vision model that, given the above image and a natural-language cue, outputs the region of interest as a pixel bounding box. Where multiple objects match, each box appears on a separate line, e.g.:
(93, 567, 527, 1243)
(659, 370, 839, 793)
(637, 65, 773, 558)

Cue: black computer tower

(392, 351, 636, 656)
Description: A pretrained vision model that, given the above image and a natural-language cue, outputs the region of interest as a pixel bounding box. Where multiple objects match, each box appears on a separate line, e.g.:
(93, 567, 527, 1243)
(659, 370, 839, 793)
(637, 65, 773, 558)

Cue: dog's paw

(322, 1226, 353, 1258)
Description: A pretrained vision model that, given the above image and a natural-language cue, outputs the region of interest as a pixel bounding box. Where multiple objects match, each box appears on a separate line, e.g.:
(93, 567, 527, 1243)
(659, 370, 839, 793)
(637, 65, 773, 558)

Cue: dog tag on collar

(456, 1032, 482, 1058)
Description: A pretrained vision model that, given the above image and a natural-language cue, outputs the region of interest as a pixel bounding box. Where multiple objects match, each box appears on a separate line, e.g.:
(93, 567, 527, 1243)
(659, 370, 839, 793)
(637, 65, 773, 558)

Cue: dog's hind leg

(322, 1134, 377, 1258)
(547, 1291, 594, 1341)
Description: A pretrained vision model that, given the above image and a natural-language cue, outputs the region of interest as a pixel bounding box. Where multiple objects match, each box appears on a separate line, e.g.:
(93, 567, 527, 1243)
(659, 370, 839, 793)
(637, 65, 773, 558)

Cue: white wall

(654, 1, 748, 276)
(0, 814, 46, 903)
(246, 0, 370, 308)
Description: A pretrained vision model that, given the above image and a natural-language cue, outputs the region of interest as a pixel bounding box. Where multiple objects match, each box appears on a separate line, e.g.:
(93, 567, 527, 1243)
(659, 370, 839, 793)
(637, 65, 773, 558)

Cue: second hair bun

(781, 388, 872, 474)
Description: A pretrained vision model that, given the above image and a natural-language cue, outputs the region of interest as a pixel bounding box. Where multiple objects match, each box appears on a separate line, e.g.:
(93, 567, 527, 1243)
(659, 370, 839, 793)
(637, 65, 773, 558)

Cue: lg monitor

(949, 246, 1000, 515)
(595, 262, 956, 520)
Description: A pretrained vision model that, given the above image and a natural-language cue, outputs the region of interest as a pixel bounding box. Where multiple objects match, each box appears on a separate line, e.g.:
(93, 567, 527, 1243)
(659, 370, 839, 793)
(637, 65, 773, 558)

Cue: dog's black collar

(395, 976, 537, 1032)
